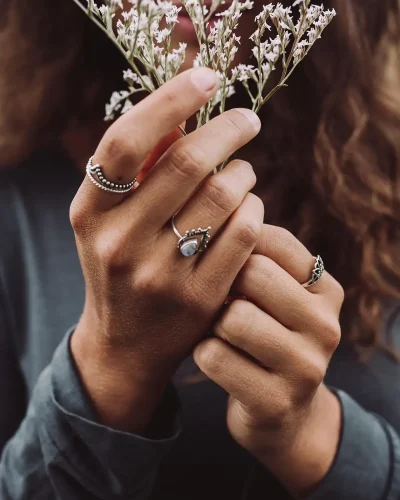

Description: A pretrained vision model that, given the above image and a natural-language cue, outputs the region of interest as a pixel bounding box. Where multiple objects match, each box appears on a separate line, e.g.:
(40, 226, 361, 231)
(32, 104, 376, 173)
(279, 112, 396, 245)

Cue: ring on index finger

(86, 156, 136, 194)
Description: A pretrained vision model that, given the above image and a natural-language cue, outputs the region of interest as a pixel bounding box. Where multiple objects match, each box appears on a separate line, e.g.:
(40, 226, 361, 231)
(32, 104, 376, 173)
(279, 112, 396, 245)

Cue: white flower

(123, 69, 140, 82)
(122, 8, 135, 21)
(136, 31, 148, 48)
(307, 27, 319, 43)
(157, 1, 174, 13)
(105, 90, 130, 120)
(261, 62, 273, 78)
(234, 64, 257, 81)
(155, 28, 170, 43)
(142, 75, 155, 90)
(80, 0, 336, 124)
(255, 3, 274, 21)
(121, 99, 134, 114)
(239, 0, 254, 10)
(165, 5, 181, 23)
(99, 5, 109, 20)
(110, 0, 123, 7)
(293, 39, 309, 64)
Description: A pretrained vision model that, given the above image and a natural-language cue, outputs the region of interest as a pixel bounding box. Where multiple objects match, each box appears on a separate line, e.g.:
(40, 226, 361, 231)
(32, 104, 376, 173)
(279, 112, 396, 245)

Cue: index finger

(79, 68, 218, 211)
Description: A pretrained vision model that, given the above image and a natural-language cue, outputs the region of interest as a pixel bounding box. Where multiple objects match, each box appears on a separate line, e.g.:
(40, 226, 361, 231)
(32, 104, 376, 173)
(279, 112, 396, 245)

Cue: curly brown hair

(249, 0, 400, 357)
(1, 0, 399, 355)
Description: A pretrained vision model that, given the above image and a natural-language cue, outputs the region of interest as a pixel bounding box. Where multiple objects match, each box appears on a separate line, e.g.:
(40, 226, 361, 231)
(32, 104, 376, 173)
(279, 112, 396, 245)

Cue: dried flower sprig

(72, 0, 335, 142)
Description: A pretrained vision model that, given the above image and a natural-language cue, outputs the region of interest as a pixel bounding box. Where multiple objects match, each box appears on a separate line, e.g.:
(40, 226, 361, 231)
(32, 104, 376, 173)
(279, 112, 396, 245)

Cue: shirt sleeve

(0, 330, 181, 500)
(241, 390, 400, 500)
(306, 389, 400, 500)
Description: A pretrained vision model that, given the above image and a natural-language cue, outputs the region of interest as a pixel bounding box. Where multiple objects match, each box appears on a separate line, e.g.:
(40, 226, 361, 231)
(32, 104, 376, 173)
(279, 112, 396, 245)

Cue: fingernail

(235, 108, 261, 131)
(190, 68, 218, 92)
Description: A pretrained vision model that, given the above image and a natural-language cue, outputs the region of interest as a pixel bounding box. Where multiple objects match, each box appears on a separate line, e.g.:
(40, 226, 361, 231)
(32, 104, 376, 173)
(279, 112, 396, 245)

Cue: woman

(0, 0, 399, 498)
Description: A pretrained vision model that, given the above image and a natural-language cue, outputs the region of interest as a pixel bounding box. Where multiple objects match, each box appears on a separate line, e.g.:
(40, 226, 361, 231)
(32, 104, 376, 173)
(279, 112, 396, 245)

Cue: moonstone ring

(171, 216, 211, 257)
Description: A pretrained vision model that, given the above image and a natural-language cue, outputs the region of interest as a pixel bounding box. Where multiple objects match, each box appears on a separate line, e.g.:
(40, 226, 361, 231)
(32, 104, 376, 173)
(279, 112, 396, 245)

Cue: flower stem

(178, 125, 187, 136)
(71, 0, 154, 94)
(255, 83, 285, 113)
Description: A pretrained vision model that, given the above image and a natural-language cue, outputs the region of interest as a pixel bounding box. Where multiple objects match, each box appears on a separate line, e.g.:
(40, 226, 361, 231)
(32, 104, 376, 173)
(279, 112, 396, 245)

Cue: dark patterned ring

(302, 255, 324, 288)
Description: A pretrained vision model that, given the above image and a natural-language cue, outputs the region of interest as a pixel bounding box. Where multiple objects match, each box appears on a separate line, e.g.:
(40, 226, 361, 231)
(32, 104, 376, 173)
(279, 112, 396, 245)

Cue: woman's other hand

(194, 225, 344, 496)
(69, 68, 263, 433)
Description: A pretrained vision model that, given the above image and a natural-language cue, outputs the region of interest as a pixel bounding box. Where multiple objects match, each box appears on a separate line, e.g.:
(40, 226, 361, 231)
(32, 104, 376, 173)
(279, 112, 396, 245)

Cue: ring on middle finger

(171, 216, 211, 257)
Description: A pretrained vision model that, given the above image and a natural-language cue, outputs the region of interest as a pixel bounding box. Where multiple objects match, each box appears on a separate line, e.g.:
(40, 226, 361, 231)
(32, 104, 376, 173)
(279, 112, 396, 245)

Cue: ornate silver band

(171, 216, 211, 257)
(86, 156, 136, 194)
(302, 255, 325, 288)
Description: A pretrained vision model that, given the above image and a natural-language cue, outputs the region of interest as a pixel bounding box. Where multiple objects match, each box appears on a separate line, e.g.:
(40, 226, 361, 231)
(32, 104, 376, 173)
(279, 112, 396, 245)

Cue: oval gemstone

(180, 239, 198, 257)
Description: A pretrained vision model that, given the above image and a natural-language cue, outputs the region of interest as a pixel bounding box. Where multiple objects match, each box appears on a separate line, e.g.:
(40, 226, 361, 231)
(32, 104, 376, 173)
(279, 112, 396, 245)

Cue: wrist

(259, 385, 342, 498)
(71, 320, 173, 434)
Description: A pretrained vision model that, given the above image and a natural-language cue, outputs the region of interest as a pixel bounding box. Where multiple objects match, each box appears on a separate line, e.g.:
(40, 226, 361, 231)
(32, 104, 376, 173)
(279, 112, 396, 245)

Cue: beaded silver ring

(86, 156, 136, 194)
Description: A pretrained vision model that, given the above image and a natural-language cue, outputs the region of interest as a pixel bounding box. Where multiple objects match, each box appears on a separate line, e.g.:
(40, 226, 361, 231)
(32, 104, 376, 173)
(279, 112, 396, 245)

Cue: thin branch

(71, 0, 154, 94)
(199, 0, 212, 65)
(178, 125, 187, 136)
(256, 82, 285, 113)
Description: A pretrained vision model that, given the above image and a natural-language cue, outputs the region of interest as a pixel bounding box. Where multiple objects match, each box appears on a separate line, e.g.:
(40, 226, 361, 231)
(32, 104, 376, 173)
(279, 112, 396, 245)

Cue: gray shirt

(0, 149, 400, 499)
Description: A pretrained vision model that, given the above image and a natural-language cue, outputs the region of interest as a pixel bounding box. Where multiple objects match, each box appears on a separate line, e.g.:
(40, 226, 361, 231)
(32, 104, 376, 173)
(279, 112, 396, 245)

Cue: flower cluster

(72, 0, 336, 125)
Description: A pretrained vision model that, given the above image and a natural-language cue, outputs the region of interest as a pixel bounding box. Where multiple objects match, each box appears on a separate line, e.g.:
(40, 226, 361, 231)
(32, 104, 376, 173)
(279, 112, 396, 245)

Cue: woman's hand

(193, 225, 344, 497)
(69, 68, 264, 433)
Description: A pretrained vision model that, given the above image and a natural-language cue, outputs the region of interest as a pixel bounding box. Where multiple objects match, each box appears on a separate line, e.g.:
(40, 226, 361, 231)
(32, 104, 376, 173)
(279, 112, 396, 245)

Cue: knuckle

(325, 323, 341, 352)
(273, 226, 297, 253)
(231, 159, 255, 173)
(218, 300, 250, 342)
(315, 313, 341, 352)
(226, 160, 257, 189)
(249, 191, 265, 210)
(247, 192, 266, 222)
(69, 198, 86, 234)
(332, 279, 345, 305)
(100, 133, 141, 167)
(95, 233, 129, 272)
(69, 196, 98, 236)
(133, 266, 163, 296)
(269, 396, 293, 425)
(243, 254, 267, 279)
(164, 143, 206, 179)
(223, 112, 246, 138)
(234, 214, 263, 249)
(195, 339, 224, 374)
(232, 402, 267, 434)
(300, 356, 327, 391)
(204, 175, 238, 213)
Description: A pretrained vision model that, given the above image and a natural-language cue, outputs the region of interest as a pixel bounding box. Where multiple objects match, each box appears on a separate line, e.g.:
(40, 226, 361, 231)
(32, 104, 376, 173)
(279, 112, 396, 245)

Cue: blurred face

(121, 0, 268, 71)
(171, 1, 260, 70)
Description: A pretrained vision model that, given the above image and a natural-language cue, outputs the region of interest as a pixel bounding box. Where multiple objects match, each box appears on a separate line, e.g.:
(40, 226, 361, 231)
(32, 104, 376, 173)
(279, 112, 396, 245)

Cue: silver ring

(86, 156, 136, 194)
(171, 216, 211, 257)
(302, 255, 324, 288)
